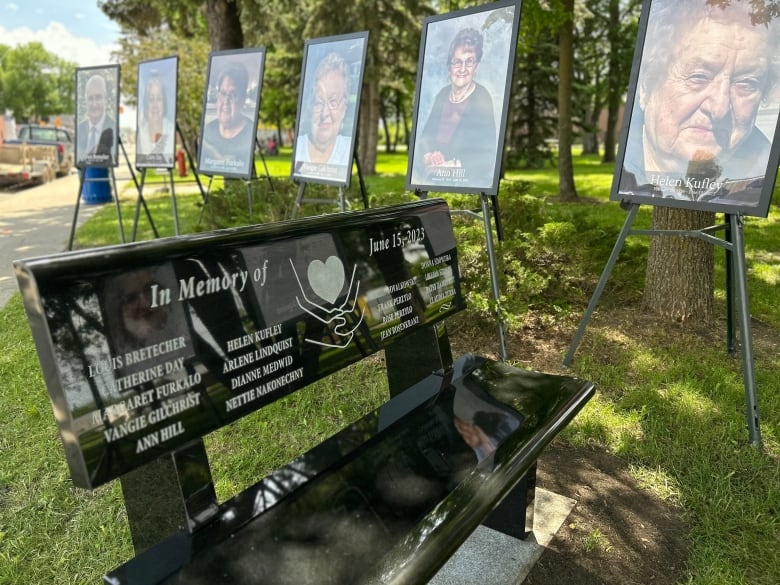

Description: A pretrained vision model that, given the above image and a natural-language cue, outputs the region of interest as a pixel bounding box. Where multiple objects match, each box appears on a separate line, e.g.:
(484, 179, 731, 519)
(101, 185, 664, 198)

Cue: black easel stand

(415, 188, 503, 242)
(130, 167, 180, 241)
(68, 164, 124, 250)
(197, 176, 215, 226)
(418, 188, 509, 361)
(354, 152, 370, 210)
(254, 137, 275, 194)
(114, 137, 161, 242)
(176, 122, 207, 203)
(292, 149, 369, 218)
(563, 202, 761, 446)
(197, 142, 276, 225)
(196, 173, 257, 225)
(724, 214, 735, 354)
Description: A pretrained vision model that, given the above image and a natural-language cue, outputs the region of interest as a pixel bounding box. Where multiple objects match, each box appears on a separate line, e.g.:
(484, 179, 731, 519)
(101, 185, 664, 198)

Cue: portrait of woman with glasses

(294, 52, 353, 169)
(292, 33, 368, 187)
(201, 62, 255, 167)
(197, 49, 266, 179)
(413, 27, 496, 187)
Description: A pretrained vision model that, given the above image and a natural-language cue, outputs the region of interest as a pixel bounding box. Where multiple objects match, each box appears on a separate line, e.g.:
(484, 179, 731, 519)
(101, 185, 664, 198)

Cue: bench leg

(482, 463, 537, 540)
(119, 439, 218, 553)
(384, 323, 453, 397)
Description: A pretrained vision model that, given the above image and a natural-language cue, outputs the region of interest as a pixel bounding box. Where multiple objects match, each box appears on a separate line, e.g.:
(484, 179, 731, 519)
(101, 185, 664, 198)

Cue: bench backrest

(15, 199, 464, 489)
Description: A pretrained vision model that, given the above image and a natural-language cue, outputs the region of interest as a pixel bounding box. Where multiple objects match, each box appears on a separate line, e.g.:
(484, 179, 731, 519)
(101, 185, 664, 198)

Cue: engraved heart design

(307, 256, 345, 304)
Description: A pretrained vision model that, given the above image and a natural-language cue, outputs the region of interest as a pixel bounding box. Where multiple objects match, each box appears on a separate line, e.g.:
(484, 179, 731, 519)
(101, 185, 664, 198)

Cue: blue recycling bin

(82, 167, 112, 204)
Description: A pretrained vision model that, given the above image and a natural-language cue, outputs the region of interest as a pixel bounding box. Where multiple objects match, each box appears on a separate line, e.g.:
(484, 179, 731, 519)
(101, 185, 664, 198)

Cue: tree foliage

(98, 0, 207, 38)
(574, 0, 640, 160)
(507, 30, 558, 169)
(0, 43, 76, 123)
(112, 31, 210, 144)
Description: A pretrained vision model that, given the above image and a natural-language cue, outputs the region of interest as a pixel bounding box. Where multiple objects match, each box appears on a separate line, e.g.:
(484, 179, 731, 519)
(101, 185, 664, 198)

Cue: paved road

(0, 138, 148, 310)
(0, 173, 108, 309)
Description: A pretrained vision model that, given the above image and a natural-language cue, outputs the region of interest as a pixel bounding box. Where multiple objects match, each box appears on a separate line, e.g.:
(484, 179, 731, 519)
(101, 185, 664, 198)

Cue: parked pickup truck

(5, 125, 75, 176)
(0, 142, 58, 187)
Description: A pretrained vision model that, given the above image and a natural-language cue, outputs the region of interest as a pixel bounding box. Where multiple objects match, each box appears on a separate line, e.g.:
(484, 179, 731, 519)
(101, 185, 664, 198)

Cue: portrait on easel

(75, 65, 120, 168)
(135, 56, 178, 169)
(291, 31, 369, 188)
(406, 0, 520, 195)
(197, 48, 266, 180)
(613, 0, 780, 217)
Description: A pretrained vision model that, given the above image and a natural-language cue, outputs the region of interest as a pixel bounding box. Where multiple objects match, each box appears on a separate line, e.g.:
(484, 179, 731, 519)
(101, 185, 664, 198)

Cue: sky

(1, 1, 121, 67)
(1, 1, 137, 126)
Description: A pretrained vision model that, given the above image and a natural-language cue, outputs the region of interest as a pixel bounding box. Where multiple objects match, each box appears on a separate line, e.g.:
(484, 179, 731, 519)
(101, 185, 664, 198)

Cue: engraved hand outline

(289, 258, 365, 348)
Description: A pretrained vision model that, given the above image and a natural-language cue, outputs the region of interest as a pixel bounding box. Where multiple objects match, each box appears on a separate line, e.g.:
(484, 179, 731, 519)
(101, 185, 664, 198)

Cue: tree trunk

(379, 101, 391, 153)
(581, 131, 599, 156)
(643, 206, 715, 321)
(275, 119, 284, 148)
(558, 0, 578, 201)
(205, 0, 244, 51)
(358, 78, 379, 175)
(392, 92, 402, 152)
(603, 92, 620, 163)
(603, 0, 622, 163)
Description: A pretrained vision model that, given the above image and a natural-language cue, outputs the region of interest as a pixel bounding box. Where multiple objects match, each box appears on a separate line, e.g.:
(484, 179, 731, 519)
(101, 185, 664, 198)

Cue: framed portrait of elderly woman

(197, 47, 266, 180)
(75, 64, 120, 169)
(406, 0, 520, 195)
(612, 0, 780, 217)
(291, 31, 369, 188)
(135, 56, 178, 169)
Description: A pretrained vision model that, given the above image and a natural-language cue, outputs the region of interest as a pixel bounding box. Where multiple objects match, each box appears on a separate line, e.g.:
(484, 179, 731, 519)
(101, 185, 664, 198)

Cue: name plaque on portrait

(14, 200, 463, 489)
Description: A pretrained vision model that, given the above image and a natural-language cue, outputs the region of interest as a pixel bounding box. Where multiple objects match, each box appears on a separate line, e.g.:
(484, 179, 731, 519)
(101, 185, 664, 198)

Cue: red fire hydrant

(176, 149, 187, 177)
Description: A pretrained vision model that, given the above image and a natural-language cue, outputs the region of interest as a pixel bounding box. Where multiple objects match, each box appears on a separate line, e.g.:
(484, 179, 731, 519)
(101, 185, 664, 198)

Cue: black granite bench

(15, 199, 594, 585)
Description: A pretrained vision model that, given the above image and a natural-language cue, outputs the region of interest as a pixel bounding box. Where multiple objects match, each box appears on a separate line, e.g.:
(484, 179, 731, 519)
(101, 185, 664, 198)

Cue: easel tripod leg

(68, 170, 86, 251)
(169, 169, 180, 236)
(292, 183, 306, 219)
(730, 214, 762, 447)
(724, 214, 735, 354)
(131, 170, 146, 242)
(197, 177, 214, 225)
(111, 167, 126, 243)
(563, 203, 640, 367)
(480, 193, 509, 361)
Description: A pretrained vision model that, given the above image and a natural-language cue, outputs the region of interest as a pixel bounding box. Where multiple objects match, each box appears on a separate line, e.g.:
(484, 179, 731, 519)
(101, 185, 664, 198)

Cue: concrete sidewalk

(0, 173, 108, 309)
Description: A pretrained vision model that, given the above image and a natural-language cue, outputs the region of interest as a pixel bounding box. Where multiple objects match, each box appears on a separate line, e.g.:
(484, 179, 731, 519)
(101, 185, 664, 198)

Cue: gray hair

(314, 52, 350, 97)
(639, 0, 780, 102)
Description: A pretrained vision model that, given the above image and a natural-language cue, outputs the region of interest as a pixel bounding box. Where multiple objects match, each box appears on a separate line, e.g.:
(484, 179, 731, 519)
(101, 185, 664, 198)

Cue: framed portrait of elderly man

(406, 0, 520, 195)
(135, 56, 178, 169)
(291, 31, 369, 188)
(75, 64, 120, 168)
(613, 0, 780, 217)
(197, 48, 266, 180)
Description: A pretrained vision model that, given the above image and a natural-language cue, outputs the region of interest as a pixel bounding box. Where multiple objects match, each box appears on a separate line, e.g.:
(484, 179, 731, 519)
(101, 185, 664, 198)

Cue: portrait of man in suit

(76, 66, 119, 168)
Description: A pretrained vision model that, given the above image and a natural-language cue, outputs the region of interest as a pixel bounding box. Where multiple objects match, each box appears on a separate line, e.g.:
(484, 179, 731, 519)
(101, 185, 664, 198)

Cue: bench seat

(107, 354, 594, 585)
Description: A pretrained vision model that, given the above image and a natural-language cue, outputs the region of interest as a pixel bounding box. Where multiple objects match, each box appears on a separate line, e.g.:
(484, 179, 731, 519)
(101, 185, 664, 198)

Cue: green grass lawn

(1, 149, 778, 584)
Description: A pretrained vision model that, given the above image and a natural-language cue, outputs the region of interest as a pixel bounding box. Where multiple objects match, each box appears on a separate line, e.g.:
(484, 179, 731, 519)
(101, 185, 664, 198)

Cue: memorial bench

(15, 198, 594, 585)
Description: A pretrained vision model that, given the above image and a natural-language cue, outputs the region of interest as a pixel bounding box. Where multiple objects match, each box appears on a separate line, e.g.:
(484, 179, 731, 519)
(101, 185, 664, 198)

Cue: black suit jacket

(77, 117, 116, 166)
